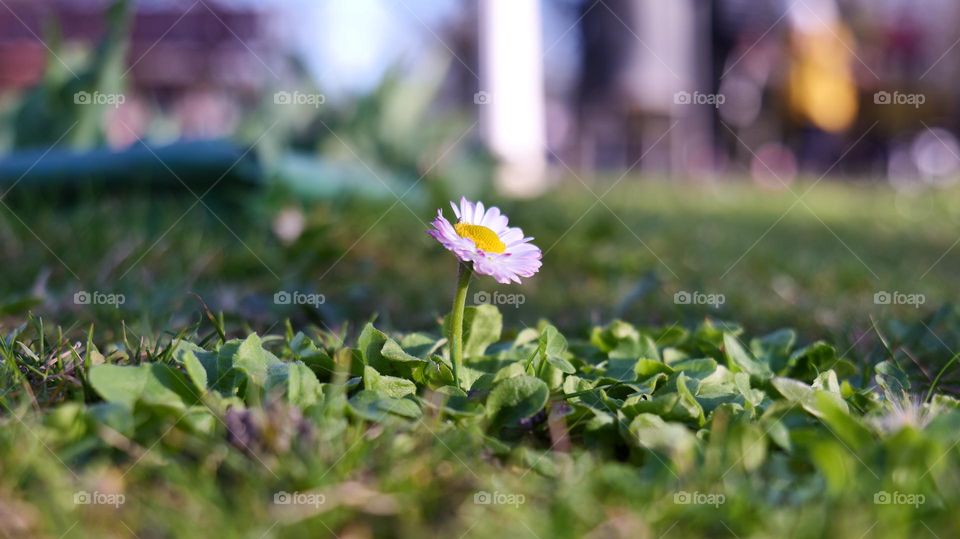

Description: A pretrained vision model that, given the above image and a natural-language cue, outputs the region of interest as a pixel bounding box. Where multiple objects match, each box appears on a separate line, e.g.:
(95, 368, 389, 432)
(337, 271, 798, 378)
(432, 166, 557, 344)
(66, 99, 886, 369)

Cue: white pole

(478, 0, 547, 197)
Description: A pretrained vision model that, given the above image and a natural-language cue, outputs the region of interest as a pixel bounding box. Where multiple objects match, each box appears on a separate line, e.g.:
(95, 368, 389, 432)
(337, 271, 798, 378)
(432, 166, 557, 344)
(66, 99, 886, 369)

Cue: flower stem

(449, 262, 472, 390)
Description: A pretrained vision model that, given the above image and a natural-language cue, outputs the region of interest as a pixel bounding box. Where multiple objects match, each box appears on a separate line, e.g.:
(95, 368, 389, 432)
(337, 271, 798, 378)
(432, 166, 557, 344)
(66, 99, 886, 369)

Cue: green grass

(1, 178, 960, 538)
(1, 179, 959, 339)
(0, 309, 958, 538)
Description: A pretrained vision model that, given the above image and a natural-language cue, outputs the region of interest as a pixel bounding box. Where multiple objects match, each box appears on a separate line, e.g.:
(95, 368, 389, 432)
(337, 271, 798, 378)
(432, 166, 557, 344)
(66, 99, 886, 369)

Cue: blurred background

(1, 0, 960, 348)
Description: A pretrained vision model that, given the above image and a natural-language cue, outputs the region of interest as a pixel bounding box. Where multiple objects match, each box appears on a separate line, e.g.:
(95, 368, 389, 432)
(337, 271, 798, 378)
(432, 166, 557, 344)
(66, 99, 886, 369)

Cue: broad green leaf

(434, 386, 484, 418)
(364, 365, 417, 398)
(233, 334, 282, 387)
(591, 320, 643, 357)
(265, 361, 323, 407)
(604, 358, 638, 382)
(751, 329, 796, 372)
(635, 358, 673, 379)
(772, 377, 814, 403)
(461, 304, 503, 357)
(289, 332, 334, 377)
(675, 373, 706, 426)
(786, 341, 852, 382)
(636, 335, 660, 361)
(89, 364, 147, 408)
(89, 363, 199, 409)
(357, 323, 389, 366)
(181, 349, 208, 394)
(547, 355, 576, 374)
(348, 390, 422, 421)
(626, 413, 697, 470)
(486, 375, 549, 428)
(875, 360, 910, 402)
(381, 339, 427, 364)
(723, 333, 772, 379)
(670, 357, 718, 376)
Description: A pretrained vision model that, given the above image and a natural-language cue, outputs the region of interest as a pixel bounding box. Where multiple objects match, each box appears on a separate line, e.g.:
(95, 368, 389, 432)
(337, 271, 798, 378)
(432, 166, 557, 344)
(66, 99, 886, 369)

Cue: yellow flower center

(454, 222, 506, 254)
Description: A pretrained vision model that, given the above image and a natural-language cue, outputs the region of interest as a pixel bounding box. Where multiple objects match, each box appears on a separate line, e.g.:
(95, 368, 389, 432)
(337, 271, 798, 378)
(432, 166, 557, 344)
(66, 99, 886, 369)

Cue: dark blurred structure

(2, 0, 960, 190)
(0, 0, 278, 144)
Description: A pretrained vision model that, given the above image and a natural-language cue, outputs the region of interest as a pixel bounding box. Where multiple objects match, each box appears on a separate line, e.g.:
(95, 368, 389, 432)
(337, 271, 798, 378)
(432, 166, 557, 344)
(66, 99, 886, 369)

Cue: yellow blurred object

(787, 24, 859, 133)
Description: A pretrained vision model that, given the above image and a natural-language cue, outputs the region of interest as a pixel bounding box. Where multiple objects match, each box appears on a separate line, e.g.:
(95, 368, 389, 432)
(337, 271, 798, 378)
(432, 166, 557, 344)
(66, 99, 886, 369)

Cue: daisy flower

(427, 197, 541, 389)
(428, 197, 542, 284)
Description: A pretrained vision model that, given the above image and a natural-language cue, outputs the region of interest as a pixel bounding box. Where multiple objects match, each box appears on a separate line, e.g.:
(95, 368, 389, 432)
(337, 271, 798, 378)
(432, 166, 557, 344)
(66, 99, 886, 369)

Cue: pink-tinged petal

(499, 228, 524, 245)
(430, 198, 541, 284)
(482, 207, 510, 232)
(459, 197, 475, 224)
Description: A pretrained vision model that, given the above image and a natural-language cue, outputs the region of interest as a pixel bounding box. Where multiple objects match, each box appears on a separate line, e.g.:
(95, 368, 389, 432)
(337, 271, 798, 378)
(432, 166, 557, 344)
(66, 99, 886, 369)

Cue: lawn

(1, 178, 959, 538)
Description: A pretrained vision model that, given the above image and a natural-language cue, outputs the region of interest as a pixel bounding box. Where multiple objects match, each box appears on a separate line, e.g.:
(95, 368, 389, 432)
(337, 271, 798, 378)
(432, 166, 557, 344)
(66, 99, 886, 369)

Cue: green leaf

(875, 359, 910, 401)
(89, 363, 199, 409)
(539, 324, 568, 359)
(89, 364, 146, 408)
(266, 361, 323, 407)
(626, 413, 697, 470)
(381, 339, 428, 364)
(590, 320, 640, 354)
(486, 375, 549, 428)
(364, 365, 417, 398)
(635, 358, 673, 379)
(675, 373, 706, 426)
(461, 304, 503, 357)
(751, 329, 796, 372)
(637, 335, 660, 361)
(357, 323, 389, 366)
(434, 386, 484, 418)
(289, 332, 334, 377)
(233, 334, 282, 387)
(786, 341, 852, 382)
(348, 390, 422, 421)
(723, 333, 772, 379)
(772, 376, 814, 403)
(177, 345, 208, 394)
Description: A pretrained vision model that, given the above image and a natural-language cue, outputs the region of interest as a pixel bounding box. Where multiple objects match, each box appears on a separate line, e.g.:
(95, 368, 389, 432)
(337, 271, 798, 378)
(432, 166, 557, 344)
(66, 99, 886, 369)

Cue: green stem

(449, 262, 472, 390)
